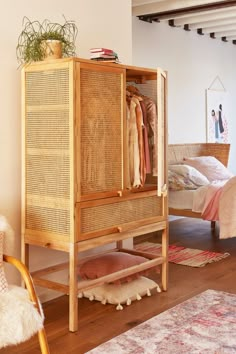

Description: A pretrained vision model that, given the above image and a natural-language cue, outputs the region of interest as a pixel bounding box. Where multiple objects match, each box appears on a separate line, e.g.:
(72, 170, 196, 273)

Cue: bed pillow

(168, 170, 198, 191)
(0, 231, 8, 293)
(78, 276, 161, 310)
(183, 156, 233, 182)
(169, 164, 209, 186)
(78, 252, 151, 284)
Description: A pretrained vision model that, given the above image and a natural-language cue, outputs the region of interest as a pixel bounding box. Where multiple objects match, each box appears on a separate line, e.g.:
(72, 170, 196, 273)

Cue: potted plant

(16, 16, 78, 64)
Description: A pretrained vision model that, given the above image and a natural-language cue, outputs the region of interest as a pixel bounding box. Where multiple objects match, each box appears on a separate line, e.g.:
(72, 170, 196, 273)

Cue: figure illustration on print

(207, 90, 229, 143)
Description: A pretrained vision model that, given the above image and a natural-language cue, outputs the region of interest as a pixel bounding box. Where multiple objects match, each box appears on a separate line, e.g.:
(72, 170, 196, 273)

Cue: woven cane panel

(81, 196, 162, 234)
(26, 110, 69, 150)
(26, 154, 70, 197)
(25, 69, 69, 106)
(80, 69, 122, 195)
(26, 205, 70, 235)
(25, 68, 71, 236)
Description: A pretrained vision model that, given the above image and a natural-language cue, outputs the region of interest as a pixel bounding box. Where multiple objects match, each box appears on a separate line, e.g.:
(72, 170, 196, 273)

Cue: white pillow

(78, 276, 161, 310)
(183, 156, 233, 182)
(169, 164, 209, 186)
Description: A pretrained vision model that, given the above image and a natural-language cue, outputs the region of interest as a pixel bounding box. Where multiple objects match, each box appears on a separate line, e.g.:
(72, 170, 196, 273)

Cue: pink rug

(86, 289, 236, 353)
(135, 241, 230, 267)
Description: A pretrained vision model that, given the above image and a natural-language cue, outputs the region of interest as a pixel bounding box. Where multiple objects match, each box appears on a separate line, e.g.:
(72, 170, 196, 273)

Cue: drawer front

(77, 194, 163, 241)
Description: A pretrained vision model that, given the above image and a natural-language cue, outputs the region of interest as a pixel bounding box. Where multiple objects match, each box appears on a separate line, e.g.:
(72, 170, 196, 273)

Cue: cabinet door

(22, 62, 74, 243)
(77, 63, 125, 201)
(157, 68, 167, 197)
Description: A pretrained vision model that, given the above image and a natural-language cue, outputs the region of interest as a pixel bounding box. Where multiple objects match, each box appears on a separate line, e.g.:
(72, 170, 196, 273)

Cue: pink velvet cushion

(78, 252, 150, 283)
(183, 156, 233, 182)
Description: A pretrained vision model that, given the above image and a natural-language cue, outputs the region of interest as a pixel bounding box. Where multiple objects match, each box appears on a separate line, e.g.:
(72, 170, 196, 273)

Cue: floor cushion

(78, 276, 161, 310)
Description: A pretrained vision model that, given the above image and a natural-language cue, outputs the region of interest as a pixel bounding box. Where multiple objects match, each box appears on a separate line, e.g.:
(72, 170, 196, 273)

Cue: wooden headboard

(168, 143, 230, 167)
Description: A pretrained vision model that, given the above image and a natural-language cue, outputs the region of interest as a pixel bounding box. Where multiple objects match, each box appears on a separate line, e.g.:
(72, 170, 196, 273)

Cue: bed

(168, 143, 236, 238)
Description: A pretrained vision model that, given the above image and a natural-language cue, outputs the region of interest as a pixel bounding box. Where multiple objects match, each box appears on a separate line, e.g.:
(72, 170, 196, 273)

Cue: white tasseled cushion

(79, 276, 161, 310)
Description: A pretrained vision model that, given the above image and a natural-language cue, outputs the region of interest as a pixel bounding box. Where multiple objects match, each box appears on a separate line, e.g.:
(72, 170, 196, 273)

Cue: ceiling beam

(200, 23, 236, 33)
(172, 7, 236, 26)
(213, 29, 236, 37)
(223, 34, 236, 38)
(133, 0, 225, 16)
(136, 1, 236, 22)
(188, 15, 236, 29)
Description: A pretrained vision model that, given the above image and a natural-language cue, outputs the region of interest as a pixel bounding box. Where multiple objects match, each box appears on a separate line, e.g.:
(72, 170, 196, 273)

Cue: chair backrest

(0, 231, 8, 293)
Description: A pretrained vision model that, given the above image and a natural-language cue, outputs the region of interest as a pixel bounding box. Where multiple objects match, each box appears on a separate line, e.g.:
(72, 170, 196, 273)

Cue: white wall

(132, 17, 236, 174)
(0, 0, 132, 297)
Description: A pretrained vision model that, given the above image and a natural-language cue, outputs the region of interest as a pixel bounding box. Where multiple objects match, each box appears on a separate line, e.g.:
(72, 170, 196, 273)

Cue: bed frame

(168, 143, 231, 226)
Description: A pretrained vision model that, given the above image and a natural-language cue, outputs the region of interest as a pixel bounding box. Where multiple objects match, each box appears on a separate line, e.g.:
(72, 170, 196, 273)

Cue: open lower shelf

(31, 247, 166, 294)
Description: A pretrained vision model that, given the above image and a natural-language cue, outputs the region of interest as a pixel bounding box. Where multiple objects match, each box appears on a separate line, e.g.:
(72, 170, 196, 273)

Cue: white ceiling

(132, 0, 236, 44)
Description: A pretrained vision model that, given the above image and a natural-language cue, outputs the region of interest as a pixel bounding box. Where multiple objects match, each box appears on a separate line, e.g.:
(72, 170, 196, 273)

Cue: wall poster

(206, 89, 229, 143)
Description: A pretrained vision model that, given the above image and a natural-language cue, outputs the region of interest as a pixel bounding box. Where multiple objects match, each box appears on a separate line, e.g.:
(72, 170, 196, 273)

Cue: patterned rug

(86, 289, 236, 353)
(134, 241, 230, 267)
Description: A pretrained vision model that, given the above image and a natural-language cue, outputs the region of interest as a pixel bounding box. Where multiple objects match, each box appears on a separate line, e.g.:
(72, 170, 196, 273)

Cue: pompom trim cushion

(78, 276, 161, 310)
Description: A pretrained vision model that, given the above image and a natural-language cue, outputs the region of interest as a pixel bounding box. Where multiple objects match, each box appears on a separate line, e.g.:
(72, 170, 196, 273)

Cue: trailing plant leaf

(16, 16, 78, 64)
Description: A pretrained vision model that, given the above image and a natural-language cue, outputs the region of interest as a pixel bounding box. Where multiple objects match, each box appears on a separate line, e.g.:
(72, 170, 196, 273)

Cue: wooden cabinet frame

(21, 58, 168, 332)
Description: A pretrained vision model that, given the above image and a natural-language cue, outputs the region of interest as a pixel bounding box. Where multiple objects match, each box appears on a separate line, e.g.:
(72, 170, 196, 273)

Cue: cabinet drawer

(76, 193, 164, 241)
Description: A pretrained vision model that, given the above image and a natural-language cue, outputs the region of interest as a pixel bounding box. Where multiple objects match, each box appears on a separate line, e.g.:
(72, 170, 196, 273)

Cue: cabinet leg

(116, 240, 123, 250)
(69, 243, 78, 332)
(161, 228, 169, 291)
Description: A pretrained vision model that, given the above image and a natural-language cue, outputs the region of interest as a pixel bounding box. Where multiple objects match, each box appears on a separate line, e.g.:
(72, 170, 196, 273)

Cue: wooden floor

(2, 217, 236, 354)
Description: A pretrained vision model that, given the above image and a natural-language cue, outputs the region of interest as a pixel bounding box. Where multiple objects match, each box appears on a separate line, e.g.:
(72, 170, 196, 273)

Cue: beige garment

(125, 104, 131, 189)
(132, 96, 146, 186)
(126, 97, 141, 188)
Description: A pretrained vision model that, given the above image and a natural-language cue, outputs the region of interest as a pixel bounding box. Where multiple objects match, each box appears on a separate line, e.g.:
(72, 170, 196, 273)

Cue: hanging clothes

(126, 85, 158, 188)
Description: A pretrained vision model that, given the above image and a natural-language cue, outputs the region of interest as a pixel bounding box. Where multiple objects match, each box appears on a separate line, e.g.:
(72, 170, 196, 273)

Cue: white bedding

(168, 190, 195, 210)
(169, 185, 208, 213)
(169, 177, 236, 239)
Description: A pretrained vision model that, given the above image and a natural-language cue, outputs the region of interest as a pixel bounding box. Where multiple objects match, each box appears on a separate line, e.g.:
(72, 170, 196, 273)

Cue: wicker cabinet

(21, 58, 168, 331)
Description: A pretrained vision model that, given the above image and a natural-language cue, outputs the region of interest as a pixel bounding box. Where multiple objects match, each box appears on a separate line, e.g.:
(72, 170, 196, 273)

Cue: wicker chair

(0, 230, 50, 353)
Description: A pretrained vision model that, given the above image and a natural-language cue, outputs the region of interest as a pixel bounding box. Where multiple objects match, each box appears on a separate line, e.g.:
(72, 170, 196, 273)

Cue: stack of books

(89, 48, 120, 63)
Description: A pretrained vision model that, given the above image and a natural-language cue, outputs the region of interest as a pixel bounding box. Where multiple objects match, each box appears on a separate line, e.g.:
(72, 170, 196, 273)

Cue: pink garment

(142, 97, 158, 176)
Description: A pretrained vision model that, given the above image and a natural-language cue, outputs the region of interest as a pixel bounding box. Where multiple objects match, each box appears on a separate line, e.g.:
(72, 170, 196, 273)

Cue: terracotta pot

(41, 40, 62, 60)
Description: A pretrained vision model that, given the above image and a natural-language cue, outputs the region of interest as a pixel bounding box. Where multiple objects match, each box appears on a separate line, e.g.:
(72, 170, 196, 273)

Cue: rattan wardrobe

(21, 57, 168, 332)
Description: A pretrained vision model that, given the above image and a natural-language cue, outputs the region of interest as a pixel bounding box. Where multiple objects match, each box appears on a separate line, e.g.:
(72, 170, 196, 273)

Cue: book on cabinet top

(90, 48, 114, 54)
